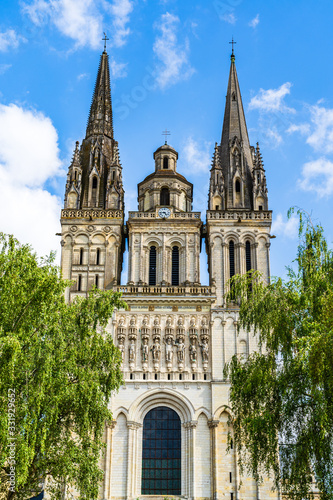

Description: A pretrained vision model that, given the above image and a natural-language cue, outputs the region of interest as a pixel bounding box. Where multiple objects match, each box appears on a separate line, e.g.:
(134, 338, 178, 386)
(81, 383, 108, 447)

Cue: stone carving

(141, 337, 149, 371)
(174, 336, 185, 371)
(163, 337, 174, 371)
(117, 336, 125, 363)
(128, 338, 136, 370)
(150, 336, 161, 371)
(199, 337, 209, 371)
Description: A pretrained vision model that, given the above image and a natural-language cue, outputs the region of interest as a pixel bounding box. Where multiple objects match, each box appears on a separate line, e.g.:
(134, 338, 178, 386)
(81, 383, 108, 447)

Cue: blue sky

(0, 0, 333, 283)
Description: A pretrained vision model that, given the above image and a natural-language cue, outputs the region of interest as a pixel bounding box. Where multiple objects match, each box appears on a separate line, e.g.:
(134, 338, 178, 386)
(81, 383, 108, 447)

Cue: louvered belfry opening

(245, 240, 251, 272)
(160, 187, 170, 205)
(171, 246, 179, 286)
(149, 246, 157, 285)
(229, 240, 235, 278)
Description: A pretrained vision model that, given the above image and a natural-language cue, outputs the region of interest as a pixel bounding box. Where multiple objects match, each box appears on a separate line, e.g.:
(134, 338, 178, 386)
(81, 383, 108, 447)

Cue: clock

(158, 207, 171, 219)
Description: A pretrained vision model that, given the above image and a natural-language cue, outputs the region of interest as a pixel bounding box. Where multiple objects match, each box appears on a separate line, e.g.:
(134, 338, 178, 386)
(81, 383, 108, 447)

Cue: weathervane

(102, 32, 109, 52)
(229, 37, 236, 57)
(162, 129, 171, 144)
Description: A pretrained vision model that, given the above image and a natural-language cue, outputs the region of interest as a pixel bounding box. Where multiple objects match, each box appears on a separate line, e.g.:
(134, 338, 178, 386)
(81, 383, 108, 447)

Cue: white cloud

(298, 157, 333, 197)
(286, 123, 310, 135)
(0, 29, 26, 52)
(77, 72, 89, 80)
(271, 213, 298, 239)
(249, 14, 259, 28)
(221, 13, 237, 24)
(249, 82, 295, 113)
(0, 103, 63, 259)
(0, 64, 12, 75)
(153, 12, 195, 90)
(306, 104, 333, 154)
(107, 0, 133, 48)
(265, 127, 283, 147)
(110, 57, 127, 79)
(23, 0, 133, 49)
(182, 137, 211, 175)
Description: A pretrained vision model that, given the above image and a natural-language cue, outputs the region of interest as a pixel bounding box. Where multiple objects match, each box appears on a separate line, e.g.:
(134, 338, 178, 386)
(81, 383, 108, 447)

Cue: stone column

(222, 242, 228, 298)
(126, 421, 141, 499)
(104, 420, 117, 499)
(208, 419, 219, 500)
(184, 420, 197, 499)
(221, 319, 226, 378)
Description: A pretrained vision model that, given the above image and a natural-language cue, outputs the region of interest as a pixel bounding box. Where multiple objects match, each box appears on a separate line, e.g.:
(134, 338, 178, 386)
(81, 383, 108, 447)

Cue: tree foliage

(225, 210, 333, 499)
(0, 234, 126, 500)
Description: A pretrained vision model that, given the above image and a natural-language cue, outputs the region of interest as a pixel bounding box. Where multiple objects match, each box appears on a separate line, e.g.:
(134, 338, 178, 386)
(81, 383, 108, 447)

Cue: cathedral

(60, 46, 277, 500)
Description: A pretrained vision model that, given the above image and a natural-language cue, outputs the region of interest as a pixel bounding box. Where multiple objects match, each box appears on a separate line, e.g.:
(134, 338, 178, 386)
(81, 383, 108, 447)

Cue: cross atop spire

(229, 37, 236, 61)
(102, 32, 109, 52)
(162, 129, 171, 144)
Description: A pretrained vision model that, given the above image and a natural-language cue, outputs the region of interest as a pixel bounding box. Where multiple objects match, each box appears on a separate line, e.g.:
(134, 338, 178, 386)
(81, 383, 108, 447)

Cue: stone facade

(60, 49, 278, 499)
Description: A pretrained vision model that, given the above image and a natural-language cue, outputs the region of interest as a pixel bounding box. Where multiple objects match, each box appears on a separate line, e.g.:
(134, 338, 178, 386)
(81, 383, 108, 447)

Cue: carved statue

(118, 339, 125, 361)
(199, 338, 209, 362)
(129, 339, 136, 363)
(164, 337, 174, 363)
(150, 339, 161, 362)
(141, 338, 149, 363)
(189, 342, 197, 363)
(175, 338, 185, 363)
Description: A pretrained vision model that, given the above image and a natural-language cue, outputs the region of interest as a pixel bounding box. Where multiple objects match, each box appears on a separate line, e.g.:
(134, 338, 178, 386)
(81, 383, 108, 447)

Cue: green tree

(225, 210, 333, 499)
(0, 234, 126, 500)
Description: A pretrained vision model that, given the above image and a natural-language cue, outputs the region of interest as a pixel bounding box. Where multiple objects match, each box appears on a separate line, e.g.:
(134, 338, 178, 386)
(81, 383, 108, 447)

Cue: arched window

(95, 275, 99, 288)
(142, 407, 181, 495)
(245, 240, 251, 272)
(78, 275, 82, 291)
(163, 157, 169, 169)
(160, 187, 170, 206)
(149, 246, 157, 285)
(229, 240, 235, 278)
(171, 246, 179, 286)
(235, 180, 241, 193)
(79, 248, 83, 265)
(92, 176, 98, 206)
(96, 248, 100, 265)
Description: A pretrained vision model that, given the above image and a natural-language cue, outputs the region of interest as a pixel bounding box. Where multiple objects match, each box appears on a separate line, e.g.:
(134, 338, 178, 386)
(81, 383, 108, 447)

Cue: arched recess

(90, 175, 99, 206)
(171, 245, 180, 286)
(163, 156, 169, 169)
(149, 245, 157, 285)
(160, 186, 170, 205)
(234, 178, 241, 206)
(239, 339, 247, 360)
(129, 388, 194, 423)
(110, 412, 128, 498)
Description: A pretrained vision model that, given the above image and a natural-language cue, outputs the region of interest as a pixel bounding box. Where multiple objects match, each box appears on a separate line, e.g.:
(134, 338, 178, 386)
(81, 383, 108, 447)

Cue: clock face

(158, 207, 171, 218)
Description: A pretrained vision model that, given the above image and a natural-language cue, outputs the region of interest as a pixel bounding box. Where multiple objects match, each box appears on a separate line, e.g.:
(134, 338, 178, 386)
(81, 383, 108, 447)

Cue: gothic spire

(220, 53, 252, 170)
(86, 50, 113, 139)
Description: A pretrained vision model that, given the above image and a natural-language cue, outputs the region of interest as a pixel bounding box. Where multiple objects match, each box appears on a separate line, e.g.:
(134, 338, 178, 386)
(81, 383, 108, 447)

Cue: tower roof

(220, 54, 252, 170)
(86, 51, 113, 139)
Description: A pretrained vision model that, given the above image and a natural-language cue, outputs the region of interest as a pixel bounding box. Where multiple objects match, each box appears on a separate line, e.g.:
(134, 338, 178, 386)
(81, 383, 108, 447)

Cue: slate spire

(218, 51, 255, 209)
(86, 50, 113, 139)
(220, 52, 252, 172)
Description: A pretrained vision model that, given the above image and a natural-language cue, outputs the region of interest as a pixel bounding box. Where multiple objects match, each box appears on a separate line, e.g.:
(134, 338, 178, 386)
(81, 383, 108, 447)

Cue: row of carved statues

(116, 315, 210, 372)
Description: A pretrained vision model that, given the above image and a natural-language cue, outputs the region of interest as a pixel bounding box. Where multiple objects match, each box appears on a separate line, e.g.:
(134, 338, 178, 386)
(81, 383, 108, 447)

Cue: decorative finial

(229, 37, 236, 61)
(162, 129, 171, 145)
(102, 32, 109, 52)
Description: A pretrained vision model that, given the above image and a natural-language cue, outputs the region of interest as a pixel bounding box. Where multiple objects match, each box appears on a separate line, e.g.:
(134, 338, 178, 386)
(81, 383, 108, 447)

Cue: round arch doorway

(141, 406, 181, 495)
